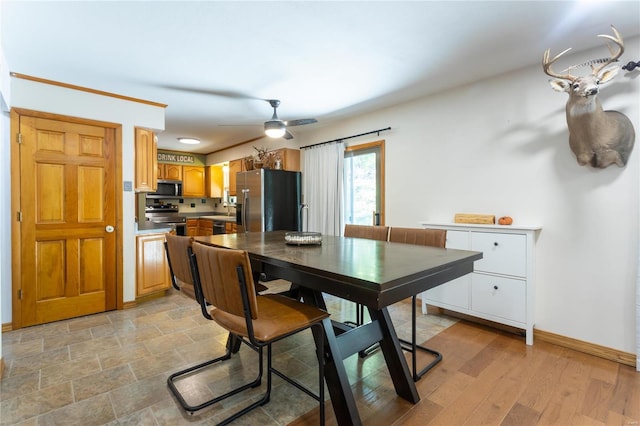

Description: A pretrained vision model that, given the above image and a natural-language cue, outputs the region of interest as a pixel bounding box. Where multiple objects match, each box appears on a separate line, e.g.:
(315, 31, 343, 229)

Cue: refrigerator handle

(242, 188, 249, 232)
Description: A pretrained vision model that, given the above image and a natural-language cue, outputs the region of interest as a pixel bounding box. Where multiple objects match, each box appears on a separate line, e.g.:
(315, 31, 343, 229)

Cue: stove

(145, 205, 186, 235)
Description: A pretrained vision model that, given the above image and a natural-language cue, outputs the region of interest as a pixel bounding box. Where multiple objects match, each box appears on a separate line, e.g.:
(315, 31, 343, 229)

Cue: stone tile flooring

(1, 283, 456, 425)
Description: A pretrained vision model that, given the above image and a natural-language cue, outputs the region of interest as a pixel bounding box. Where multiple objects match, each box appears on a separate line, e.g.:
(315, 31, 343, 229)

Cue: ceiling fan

(262, 99, 317, 140)
(220, 99, 317, 140)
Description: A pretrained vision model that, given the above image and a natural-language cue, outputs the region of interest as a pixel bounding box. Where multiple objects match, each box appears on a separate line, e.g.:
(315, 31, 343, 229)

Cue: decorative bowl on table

(285, 232, 322, 246)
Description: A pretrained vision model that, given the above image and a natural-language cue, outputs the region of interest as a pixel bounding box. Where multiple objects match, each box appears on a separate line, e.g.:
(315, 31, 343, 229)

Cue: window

(343, 140, 385, 226)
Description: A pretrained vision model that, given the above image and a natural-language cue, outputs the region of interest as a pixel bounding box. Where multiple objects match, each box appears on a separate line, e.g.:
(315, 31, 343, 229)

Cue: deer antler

(543, 47, 577, 82)
(592, 25, 625, 75)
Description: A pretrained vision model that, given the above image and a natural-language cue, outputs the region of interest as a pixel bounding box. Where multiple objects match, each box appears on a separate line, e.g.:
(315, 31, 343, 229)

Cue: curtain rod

(300, 127, 391, 149)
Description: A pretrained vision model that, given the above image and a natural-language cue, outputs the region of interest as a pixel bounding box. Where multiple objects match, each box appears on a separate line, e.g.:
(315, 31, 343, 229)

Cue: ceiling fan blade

(286, 118, 318, 127)
(283, 130, 294, 140)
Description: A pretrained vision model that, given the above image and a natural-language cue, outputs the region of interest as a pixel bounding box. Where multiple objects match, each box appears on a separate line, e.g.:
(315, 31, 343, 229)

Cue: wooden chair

(167, 242, 330, 425)
(388, 227, 446, 381)
(343, 224, 389, 352)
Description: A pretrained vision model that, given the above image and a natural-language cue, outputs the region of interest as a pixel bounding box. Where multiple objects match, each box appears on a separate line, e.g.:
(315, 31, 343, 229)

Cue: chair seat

(211, 294, 330, 342)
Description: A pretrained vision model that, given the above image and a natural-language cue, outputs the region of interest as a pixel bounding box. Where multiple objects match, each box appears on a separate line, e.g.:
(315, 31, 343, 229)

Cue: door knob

(105, 225, 115, 233)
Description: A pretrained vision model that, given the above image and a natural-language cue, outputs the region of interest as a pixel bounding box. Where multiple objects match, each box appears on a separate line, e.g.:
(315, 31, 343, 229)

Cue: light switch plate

(123, 181, 132, 191)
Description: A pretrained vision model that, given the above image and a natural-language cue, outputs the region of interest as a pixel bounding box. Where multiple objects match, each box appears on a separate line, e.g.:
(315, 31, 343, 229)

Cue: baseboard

(534, 329, 636, 368)
(0, 358, 4, 380)
(123, 300, 137, 309)
(2, 323, 12, 333)
(429, 306, 636, 368)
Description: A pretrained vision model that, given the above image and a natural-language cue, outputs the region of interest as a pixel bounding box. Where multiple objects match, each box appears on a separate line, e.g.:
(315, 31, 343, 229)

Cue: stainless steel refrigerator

(236, 169, 301, 233)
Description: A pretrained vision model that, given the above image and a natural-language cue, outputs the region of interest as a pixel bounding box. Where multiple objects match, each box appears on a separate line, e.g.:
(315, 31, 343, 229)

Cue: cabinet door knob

(493, 285, 499, 290)
(493, 242, 499, 246)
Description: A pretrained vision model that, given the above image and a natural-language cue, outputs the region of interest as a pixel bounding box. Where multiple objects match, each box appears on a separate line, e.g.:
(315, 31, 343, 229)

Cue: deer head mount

(543, 25, 635, 168)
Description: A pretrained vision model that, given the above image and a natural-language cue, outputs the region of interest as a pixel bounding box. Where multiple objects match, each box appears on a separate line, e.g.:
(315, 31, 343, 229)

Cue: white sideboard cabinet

(420, 222, 541, 345)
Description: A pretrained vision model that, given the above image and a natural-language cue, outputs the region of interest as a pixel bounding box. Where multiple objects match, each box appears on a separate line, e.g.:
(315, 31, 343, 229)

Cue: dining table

(194, 231, 482, 426)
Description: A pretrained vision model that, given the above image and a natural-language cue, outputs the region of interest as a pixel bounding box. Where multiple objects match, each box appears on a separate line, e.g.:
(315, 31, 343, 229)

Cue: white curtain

(302, 141, 344, 236)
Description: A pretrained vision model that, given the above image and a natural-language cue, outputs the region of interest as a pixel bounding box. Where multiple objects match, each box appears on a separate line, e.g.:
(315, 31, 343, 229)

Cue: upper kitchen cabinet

(182, 165, 205, 197)
(158, 163, 182, 181)
(134, 127, 157, 192)
(271, 148, 300, 171)
(205, 165, 224, 198)
(228, 159, 244, 196)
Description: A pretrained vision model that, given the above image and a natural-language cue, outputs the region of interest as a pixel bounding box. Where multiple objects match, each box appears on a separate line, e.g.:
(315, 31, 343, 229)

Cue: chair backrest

(388, 227, 447, 248)
(190, 242, 259, 320)
(344, 224, 389, 241)
(164, 233, 196, 299)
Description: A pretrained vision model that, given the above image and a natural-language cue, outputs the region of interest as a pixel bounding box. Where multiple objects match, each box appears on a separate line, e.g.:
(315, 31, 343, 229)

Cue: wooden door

(16, 115, 117, 326)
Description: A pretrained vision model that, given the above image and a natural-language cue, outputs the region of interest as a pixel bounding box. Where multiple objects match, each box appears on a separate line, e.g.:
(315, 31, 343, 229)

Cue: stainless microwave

(146, 180, 182, 199)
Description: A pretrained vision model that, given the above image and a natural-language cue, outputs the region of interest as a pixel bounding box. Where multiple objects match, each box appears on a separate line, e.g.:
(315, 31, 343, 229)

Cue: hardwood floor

(1, 287, 638, 425)
(292, 319, 640, 426)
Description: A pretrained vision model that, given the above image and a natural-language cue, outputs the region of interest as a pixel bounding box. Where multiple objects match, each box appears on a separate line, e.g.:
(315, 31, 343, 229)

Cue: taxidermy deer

(543, 26, 635, 168)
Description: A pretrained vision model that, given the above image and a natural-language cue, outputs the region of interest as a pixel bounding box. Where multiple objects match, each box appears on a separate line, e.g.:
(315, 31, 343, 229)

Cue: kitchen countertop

(135, 222, 174, 234)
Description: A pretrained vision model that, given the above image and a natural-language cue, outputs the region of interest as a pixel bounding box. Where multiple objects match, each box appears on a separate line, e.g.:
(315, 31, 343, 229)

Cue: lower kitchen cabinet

(186, 218, 217, 236)
(136, 233, 171, 297)
(420, 222, 541, 345)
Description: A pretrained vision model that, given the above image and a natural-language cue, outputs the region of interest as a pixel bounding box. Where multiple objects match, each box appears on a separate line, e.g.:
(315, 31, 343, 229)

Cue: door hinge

(17, 133, 23, 144)
(18, 289, 22, 299)
(17, 211, 22, 222)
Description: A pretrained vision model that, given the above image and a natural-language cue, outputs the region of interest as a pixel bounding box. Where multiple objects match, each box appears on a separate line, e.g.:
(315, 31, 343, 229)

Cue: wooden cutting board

(454, 213, 495, 224)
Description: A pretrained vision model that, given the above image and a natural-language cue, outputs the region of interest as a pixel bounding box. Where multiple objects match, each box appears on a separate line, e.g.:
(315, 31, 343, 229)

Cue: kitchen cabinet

(420, 222, 540, 345)
(228, 159, 244, 196)
(157, 163, 182, 181)
(186, 218, 217, 236)
(182, 166, 205, 198)
(199, 219, 214, 235)
(134, 127, 157, 192)
(136, 233, 171, 297)
(205, 165, 224, 198)
(225, 222, 237, 233)
(270, 148, 300, 171)
(186, 219, 199, 236)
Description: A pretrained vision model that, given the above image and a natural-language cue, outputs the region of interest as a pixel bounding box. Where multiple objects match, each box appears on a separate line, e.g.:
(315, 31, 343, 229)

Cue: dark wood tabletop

(194, 230, 482, 426)
(194, 231, 482, 310)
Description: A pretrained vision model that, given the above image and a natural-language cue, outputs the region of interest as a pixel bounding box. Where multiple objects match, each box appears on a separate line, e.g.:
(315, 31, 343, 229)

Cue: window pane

(344, 146, 380, 225)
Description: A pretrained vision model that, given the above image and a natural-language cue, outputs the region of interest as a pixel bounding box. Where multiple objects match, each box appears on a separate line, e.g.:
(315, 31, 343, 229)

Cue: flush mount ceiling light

(264, 120, 286, 138)
(178, 137, 200, 145)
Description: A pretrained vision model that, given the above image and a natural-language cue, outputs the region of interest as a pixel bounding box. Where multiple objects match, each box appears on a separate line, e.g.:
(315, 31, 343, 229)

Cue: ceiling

(2, 1, 639, 155)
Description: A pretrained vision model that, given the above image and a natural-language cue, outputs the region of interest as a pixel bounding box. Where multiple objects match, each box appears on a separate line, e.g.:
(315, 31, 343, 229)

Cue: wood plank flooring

(292, 318, 640, 426)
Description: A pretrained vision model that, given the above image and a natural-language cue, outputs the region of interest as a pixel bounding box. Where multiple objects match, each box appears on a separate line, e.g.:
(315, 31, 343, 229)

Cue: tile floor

(0, 283, 456, 425)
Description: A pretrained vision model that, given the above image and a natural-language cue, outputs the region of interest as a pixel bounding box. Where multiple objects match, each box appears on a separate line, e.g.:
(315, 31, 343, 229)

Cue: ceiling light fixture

(178, 137, 200, 145)
(264, 120, 286, 138)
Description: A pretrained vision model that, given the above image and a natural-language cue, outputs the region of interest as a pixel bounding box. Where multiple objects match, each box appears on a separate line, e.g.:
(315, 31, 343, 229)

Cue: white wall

(294, 37, 640, 355)
(0, 25, 10, 360)
(1, 77, 165, 324)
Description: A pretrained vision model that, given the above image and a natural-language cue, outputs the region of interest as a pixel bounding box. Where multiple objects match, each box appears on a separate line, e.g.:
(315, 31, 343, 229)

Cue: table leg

(301, 288, 362, 426)
(368, 307, 420, 403)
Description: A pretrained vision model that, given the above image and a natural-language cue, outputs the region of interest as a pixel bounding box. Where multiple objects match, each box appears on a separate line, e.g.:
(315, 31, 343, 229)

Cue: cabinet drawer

(445, 230, 469, 250)
(471, 274, 525, 323)
(471, 232, 526, 277)
(423, 275, 470, 310)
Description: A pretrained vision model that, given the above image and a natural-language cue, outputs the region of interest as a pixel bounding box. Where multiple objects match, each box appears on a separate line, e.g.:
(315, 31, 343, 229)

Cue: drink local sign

(157, 150, 205, 166)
